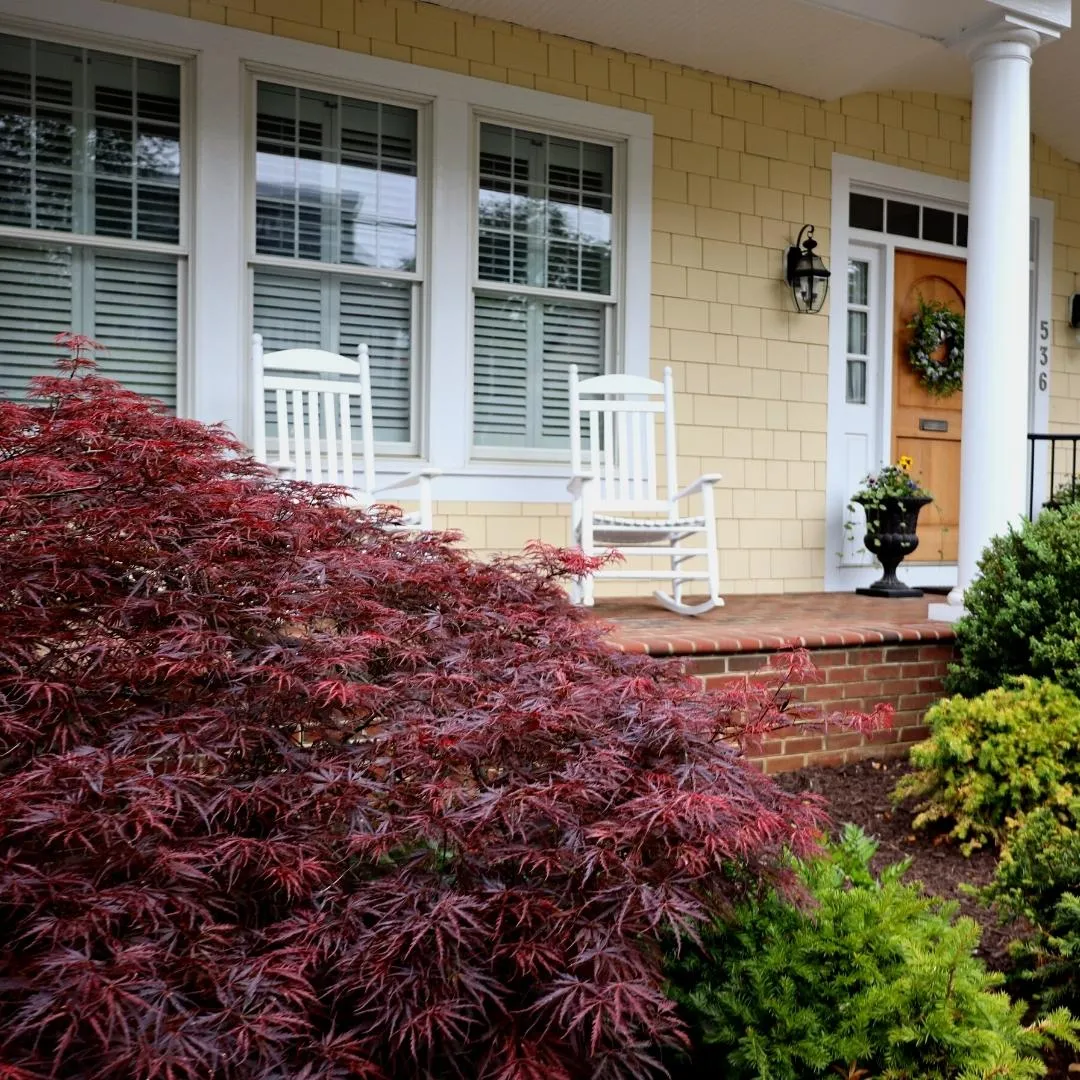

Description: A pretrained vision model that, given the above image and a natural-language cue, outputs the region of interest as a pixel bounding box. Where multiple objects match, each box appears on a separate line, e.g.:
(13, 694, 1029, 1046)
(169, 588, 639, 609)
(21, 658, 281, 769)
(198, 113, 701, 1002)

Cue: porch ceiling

(431, 0, 1080, 164)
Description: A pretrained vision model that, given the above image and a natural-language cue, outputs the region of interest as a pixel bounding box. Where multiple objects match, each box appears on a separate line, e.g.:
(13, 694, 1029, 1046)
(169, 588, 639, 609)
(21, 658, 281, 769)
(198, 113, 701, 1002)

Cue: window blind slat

(91, 252, 178, 409)
(339, 277, 411, 443)
(0, 244, 73, 399)
(0, 244, 179, 409)
(252, 267, 412, 444)
(473, 294, 604, 448)
(473, 293, 529, 446)
(541, 302, 603, 442)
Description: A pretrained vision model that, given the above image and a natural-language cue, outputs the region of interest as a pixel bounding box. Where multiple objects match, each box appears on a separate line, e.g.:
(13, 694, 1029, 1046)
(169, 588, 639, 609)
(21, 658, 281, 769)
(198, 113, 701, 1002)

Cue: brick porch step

(591, 594, 957, 773)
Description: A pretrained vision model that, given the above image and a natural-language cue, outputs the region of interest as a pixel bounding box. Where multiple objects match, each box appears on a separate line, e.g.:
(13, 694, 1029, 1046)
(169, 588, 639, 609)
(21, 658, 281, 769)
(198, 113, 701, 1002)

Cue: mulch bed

(773, 757, 1015, 969)
(775, 757, 1080, 1078)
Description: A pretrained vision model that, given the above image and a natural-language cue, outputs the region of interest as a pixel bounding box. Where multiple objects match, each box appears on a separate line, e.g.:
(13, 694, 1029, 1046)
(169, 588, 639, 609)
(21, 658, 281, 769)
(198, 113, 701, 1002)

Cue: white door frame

(825, 154, 1053, 592)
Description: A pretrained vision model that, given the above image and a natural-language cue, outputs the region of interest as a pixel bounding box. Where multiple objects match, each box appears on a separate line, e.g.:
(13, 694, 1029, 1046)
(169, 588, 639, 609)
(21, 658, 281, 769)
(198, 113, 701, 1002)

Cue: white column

(929, 24, 1045, 622)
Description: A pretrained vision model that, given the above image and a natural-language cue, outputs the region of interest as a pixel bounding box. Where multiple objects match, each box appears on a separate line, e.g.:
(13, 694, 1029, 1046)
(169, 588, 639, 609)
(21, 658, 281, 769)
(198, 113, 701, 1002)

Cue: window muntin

(0, 36, 181, 242)
(473, 122, 616, 451)
(250, 81, 420, 447)
(849, 190, 970, 250)
(254, 83, 417, 271)
(0, 33, 184, 409)
(476, 124, 612, 294)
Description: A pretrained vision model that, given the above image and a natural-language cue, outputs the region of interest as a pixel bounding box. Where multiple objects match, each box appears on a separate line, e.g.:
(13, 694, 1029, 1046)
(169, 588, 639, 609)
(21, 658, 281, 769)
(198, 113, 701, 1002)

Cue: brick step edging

(687, 641, 956, 774)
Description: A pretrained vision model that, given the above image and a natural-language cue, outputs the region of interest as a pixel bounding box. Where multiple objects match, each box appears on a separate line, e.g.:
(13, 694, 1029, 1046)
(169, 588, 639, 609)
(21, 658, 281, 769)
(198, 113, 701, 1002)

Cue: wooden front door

(892, 251, 966, 563)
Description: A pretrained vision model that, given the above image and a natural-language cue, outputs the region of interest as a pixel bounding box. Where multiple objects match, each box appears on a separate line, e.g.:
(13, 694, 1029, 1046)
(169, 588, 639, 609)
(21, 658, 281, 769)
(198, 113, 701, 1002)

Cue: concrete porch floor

(593, 592, 956, 657)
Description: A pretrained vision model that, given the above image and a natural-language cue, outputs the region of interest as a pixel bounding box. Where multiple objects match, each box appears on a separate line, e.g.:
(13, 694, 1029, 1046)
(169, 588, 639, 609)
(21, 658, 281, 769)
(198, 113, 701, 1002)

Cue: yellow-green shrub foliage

(984, 802, 1080, 1010)
(894, 678, 1080, 852)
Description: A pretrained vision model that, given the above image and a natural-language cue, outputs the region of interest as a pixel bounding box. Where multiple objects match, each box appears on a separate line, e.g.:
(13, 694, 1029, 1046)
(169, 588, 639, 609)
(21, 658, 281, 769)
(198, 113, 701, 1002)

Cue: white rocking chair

(568, 365, 722, 616)
(251, 333, 439, 531)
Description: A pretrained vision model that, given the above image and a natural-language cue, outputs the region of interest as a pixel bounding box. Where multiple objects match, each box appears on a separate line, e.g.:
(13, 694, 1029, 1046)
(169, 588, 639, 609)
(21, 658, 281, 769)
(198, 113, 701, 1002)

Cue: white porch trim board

(0, 0, 653, 506)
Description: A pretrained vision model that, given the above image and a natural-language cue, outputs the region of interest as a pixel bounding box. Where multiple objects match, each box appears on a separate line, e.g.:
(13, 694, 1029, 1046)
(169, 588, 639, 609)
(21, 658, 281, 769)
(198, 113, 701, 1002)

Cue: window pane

(849, 192, 883, 232)
(957, 213, 968, 247)
(846, 310, 867, 356)
(0, 242, 179, 408)
(255, 82, 418, 270)
(846, 358, 866, 405)
(252, 266, 412, 443)
(0, 35, 181, 243)
(886, 200, 920, 238)
(847, 259, 868, 306)
(922, 206, 954, 245)
(477, 123, 613, 295)
(473, 292, 605, 448)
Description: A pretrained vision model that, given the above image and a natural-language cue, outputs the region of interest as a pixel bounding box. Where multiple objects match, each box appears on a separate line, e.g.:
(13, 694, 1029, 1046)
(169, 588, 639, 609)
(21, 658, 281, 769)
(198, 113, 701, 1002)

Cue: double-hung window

(250, 81, 421, 449)
(472, 123, 615, 453)
(0, 33, 185, 408)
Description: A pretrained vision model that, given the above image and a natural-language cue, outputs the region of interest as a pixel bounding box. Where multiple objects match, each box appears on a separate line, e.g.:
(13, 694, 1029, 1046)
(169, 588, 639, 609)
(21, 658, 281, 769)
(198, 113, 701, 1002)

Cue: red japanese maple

(0, 353, 881, 1079)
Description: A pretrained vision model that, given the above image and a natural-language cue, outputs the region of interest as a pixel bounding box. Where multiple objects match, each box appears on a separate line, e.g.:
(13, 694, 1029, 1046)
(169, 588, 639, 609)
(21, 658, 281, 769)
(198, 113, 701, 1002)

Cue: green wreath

(907, 297, 964, 398)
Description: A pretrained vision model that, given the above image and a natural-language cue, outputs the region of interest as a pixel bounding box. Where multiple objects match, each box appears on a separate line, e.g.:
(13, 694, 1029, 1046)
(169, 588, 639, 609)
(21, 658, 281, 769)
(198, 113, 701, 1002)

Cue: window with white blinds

(473, 123, 614, 451)
(0, 34, 184, 409)
(251, 81, 419, 447)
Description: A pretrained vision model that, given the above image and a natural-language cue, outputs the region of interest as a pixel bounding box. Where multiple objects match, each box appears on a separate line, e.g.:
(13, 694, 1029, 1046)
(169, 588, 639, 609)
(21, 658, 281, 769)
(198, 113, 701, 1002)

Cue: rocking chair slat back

(569, 366, 676, 510)
(252, 333, 377, 497)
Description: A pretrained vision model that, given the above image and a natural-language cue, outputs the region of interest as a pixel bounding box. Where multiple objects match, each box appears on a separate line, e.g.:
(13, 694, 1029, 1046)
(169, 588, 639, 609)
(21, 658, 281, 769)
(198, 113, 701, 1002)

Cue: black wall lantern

(785, 224, 830, 314)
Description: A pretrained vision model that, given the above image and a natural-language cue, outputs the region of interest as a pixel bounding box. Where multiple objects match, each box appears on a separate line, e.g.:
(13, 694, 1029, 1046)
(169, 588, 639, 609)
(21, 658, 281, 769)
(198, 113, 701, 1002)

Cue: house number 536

(1039, 320, 1049, 392)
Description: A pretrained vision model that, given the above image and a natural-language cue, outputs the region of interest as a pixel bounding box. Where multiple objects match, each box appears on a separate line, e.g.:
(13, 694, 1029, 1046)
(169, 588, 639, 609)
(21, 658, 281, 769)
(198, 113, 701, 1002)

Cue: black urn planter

(853, 495, 933, 598)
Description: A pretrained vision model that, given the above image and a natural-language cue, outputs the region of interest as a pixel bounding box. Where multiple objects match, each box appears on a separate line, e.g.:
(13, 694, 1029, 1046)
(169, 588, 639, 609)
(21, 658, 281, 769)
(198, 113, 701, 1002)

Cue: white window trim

(1, 0, 653, 503)
(826, 153, 1054, 592)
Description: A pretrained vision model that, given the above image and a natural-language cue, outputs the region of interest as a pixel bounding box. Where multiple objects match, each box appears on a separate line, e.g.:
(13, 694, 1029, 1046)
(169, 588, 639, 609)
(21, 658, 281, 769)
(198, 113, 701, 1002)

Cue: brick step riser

(686, 642, 954, 773)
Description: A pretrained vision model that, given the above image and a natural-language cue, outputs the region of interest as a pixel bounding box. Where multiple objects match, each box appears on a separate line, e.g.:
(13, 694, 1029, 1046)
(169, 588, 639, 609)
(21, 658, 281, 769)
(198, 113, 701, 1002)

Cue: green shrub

(893, 678, 1080, 852)
(989, 803, 1080, 927)
(665, 825, 1075, 1080)
(946, 503, 1080, 698)
(984, 802, 1080, 1010)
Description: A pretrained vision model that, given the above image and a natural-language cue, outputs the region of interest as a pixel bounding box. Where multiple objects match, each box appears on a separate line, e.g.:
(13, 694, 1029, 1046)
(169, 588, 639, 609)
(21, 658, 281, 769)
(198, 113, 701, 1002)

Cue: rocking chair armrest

(372, 468, 442, 495)
(672, 473, 723, 503)
(568, 473, 596, 496)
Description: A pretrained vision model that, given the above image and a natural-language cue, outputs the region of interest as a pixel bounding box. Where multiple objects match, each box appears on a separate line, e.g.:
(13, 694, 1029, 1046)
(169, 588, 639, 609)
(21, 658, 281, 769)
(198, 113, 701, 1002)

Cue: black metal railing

(1027, 433, 1080, 519)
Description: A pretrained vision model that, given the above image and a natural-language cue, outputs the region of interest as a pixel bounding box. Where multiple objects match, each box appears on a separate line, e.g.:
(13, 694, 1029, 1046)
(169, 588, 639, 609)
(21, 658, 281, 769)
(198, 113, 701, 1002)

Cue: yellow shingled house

(1, 0, 1076, 613)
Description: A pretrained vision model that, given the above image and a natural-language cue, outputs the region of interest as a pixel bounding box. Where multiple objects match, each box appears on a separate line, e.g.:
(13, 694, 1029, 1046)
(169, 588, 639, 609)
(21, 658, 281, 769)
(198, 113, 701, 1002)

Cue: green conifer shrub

(946, 504, 1080, 698)
(984, 800, 1080, 1010)
(893, 678, 1080, 852)
(665, 825, 1075, 1080)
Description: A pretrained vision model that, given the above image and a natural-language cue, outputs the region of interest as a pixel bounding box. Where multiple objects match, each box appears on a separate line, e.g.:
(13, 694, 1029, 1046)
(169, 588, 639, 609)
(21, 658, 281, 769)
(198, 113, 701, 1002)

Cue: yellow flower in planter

(898, 455, 913, 472)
